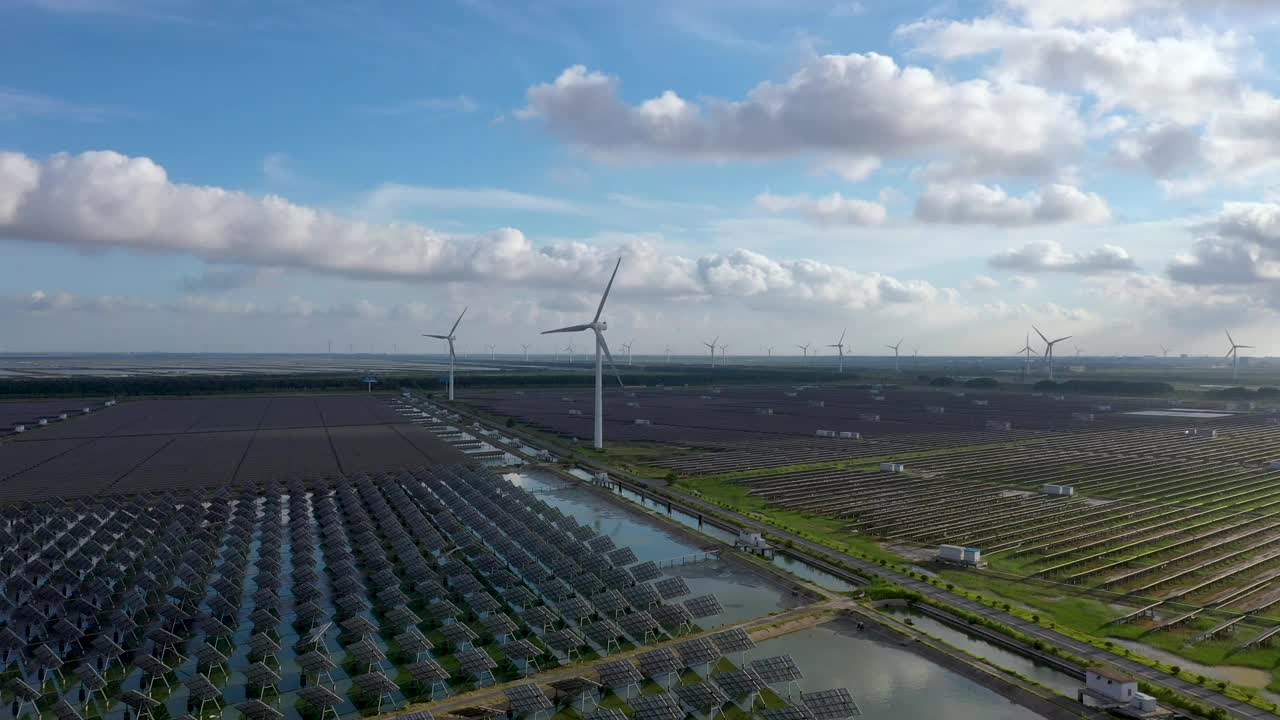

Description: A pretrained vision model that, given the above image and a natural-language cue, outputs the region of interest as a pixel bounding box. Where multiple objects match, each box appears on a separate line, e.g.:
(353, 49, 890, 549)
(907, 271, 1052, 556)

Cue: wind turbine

(1033, 326, 1072, 381)
(621, 340, 633, 367)
(718, 343, 728, 364)
(764, 345, 775, 358)
(422, 306, 467, 401)
(827, 329, 847, 373)
(1160, 344, 1169, 358)
(665, 344, 671, 364)
(704, 336, 719, 367)
(487, 344, 496, 361)
(1225, 330, 1254, 382)
(521, 343, 530, 361)
(885, 339, 904, 373)
(1015, 333, 1038, 380)
(797, 343, 811, 365)
(564, 343, 575, 364)
(1074, 344, 1083, 358)
(541, 258, 624, 449)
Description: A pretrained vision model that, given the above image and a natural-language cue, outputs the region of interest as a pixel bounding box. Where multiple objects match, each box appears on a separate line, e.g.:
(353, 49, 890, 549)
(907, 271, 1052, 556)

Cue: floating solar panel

(674, 681, 729, 712)
(354, 670, 400, 695)
(456, 647, 498, 675)
(296, 685, 344, 710)
(184, 674, 221, 704)
(752, 655, 803, 684)
(629, 561, 661, 584)
(630, 692, 684, 720)
(801, 689, 861, 720)
(341, 615, 379, 637)
(763, 705, 816, 720)
(684, 593, 723, 619)
(652, 603, 694, 632)
(676, 637, 721, 668)
(235, 699, 283, 720)
(621, 583, 660, 609)
(543, 628, 586, 655)
(606, 547, 638, 566)
(714, 668, 767, 699)
(245, 662, 281, 688)
(637, 647, 683, 679)
(394, 627, 434, 657)
(503, 638, 543, 660)
(505, 683, 553, 716)
(583, 619, 624, 647)
(594, 659, 642, 690)
(51, 699, 83, 720)
(710, 628, 756, 655)
(407, 658, 451, 683)
(441, 622, 479, 646)
(654, 576, 690, 601)
(619, 610, 660, 640)
(297, 650, 337, 676)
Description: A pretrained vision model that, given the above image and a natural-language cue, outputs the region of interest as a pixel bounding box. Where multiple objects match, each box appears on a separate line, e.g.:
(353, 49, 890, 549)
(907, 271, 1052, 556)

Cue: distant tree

(929, 376, 956, 387)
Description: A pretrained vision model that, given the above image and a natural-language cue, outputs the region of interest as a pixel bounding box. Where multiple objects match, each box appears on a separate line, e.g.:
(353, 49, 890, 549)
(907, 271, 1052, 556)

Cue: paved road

(431, 397, 1278, 720)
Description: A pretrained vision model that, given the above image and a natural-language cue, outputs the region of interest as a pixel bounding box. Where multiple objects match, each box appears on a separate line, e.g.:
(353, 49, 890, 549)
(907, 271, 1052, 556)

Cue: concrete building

(938, 545, 982, 567)
(879, 462, 905, 473)
(1085, 666, 1136, 704)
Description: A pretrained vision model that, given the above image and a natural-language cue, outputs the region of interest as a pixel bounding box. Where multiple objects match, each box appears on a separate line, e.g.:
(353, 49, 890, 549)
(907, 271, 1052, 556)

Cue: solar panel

(395, 627, 434, 656)
(619, 610, 659, 639)
(636, 647, 682, 678)
(802, 689, 860, 720)
(629, 692, 684, 720)
(651, 603, 694, 631)
(185, 674, 221, 703)
(558, 596, 593, 621)
(354, 671, 400, 695)
(135, 654, 170, 677)
(503, 638, 543, 660)
(442, 622, 479, 646)
(341, 615, 379, 637)
(673, 681, 729, 711)
(297, 685, 344, 709)
(583, 618, 624, 647)
(586, 708, 626, 720)
(676, 637, 721, 667)
(714, 668, 767, 698)
(594, 659, 642, 689)
(606, 547, 638, 566)
(51, 699, 83, 720)
(752, 655, 803, 684)
(505, 683, 553, 715)
(764, 704, 817, 720)
(235, 699, 283, 720)
(654, 576, 690, 600)
(543, 628, 586, 654)
(120, 690, 160, 711)
(245, 661, 281, 687)
(629, 561, 661, 583)
(593, 589, 629, 615)
(74, 664, 106, 690)
(522, 605, 561, 630)
(297, 650, 337, 675)
(407, 658, 451, 683)
(710, 628, 756, 654)
(684, 593, 723, 619)
(621, 583, 660, 609)
(456, 647, 498, 675)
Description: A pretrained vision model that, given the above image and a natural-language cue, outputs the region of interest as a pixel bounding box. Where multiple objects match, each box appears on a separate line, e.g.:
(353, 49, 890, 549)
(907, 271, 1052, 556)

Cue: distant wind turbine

(621, 340, 633, 367)
(718, 343, 729, 363)
(665, 344, 671, 364)
(1225, 330, 1253, 382)
(827, 328, 847, 373)
(541, 258, 625, 449)
(797, 343, 811, 365)
(564, 343, 575, 364)
(764, 345, 775, 357)
(521, 343, 530, 361)
(487, 343, 496, 361)
(704, 336, 719, 367)
(885, 338, 904, 373)
(1033, 326, 1072, 381)
(422, 306, 467, 401)
(1015, 333, 1038, 380)
(1160, 344, 1169, 358)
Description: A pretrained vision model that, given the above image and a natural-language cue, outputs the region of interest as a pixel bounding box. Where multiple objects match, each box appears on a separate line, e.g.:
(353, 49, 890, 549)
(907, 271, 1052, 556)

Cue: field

(462, 381, 1280, 685)
(0, 396, 466, 500)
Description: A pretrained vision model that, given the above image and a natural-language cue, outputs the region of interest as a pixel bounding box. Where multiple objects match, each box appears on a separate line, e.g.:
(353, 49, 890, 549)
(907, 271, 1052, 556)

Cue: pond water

(1110, 638, 1280, 704)
(754, 618, 1051, 720)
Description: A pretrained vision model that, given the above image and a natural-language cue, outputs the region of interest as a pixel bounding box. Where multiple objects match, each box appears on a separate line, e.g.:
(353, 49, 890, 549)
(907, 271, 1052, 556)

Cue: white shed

(1085, 666, 1137, 704)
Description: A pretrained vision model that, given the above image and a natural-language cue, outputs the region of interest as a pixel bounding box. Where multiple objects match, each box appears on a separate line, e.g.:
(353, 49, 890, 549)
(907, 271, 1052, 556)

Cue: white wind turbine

(564, 343, 576, 364)
(665, 344, 671, 364)
(718, 343, 729, 364)
(521, 343, 530, 361)
(704, 336, 719, 367)
(422, 306, 467, 401)
(885, 338, 904, 373)
(541, 258, 624, 449)
(1033, 326, 1072, 381)
(1015, 333, 1038, 381)
(764, 345, 775, 357)
(486, 344, 496, 361)
(1225, 330, 1254, 382)
(621, 340, 634, 367)
(827, 329, 847, 373)
(1160, 344, 1169, 358)
(797, 343, 811, 365)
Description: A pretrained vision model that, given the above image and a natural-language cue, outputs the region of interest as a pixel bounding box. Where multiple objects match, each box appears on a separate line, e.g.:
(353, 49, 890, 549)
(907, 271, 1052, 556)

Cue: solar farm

(462, 383, 1280, 649)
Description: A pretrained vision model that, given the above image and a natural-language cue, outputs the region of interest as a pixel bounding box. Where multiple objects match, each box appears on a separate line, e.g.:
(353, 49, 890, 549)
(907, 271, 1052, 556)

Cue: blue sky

(3, 0, 1280, 356)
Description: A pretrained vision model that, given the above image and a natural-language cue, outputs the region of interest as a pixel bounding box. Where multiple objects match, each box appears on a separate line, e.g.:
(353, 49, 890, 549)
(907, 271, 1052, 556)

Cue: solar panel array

(0, 462, 717, 719)
(752, 654, 803, 684)
(802, 688, 862, 719)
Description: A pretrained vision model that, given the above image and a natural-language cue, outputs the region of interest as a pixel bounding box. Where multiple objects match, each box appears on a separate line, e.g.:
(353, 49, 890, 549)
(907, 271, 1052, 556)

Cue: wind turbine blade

(838, 328, 846, 344)
(1033, 326, 1049, 344)
(1226, 329, 1235, 345)
(1055, 335, 1073, 343)
(423, 334, 449, 339)
(1239, 345, 1256, 349)
(542, 324, 592, 335)
(597, 333, 624, 388)
(450, 306, 468, 335)
(1225, 348, 1235, 358)
(593, 257, 622, 324)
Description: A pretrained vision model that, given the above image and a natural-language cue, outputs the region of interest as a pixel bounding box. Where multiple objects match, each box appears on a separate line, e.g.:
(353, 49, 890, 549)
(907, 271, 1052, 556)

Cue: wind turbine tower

(621, 340, 633, 367)
(422, 306, 467, 401)
(1016, 333, 1038, 380)
(487, 344, 496, 361)
(521, 343, 530, 361)
(797, 343, 811, 366)
(1160, 345, 1169, 358)
(564, 343, 575, 364)
(1033, 326, 1072, 381)
(1225, 330, 1254, 382)
(718, 343, 728, 364)
(541, 258, 625, 449)
(827, 329, 847, 373)
(704, 336, 719, 367)
(665, 345, 671, 364)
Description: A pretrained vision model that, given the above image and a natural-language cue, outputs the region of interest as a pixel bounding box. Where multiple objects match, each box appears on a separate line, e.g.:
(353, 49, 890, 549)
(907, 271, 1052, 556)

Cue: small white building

(634, 419, 652, 425)
(985, 420, 1012, 431)
(735, 531, 774, 558)
(972, 399, 989, 407)
(1072, 412, 1096, 422)
(754, 408, 774, 415)
(808, 400, 825, 408)
(1042, 484, 1075, 497)
(926, 405, 946, 414)
(13, 424, 25, 433)
(625, 401, 640, 407)
(568, 409, 582, 416)
(815, 429, 836, 438)
(1084, 666, 1137, 704)
(880, 462, 905, 473)
(859, 412, 881, 422)
(837, 431, 861, 439)
(938, 545, 982, 566)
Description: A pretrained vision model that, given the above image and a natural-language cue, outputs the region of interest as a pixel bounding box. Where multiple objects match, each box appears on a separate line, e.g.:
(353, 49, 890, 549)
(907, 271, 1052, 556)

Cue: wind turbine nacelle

(597, 321, 608, 331)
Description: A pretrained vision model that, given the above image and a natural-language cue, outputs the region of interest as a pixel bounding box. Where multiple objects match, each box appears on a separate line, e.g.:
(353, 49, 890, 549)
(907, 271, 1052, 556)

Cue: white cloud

(0, 87, 123, 122)
(967, 274, 1000, 291)
(0, 150, 953, 313)
(362, 183, 585, 217)
(915, 183, 1111, 225)
(1167, 202, 1280, 284)
(990, 240, 1138, 273)
(1011, 275, 1040, 289)
(999, 0, 1277, 27)
(754, 191, 886, 226)
(522, 57, 1083, 178)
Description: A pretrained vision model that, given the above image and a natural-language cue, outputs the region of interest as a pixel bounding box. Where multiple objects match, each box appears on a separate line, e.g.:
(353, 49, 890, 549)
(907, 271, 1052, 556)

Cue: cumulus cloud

(915, 183, 1111, 225)
(1168, 202, 1280, 284)
(1011, 275, 1040, 290)
(1000, 0, 1276, 27)
(179, 266, 279, 293)
(754, 192, 886, 226)
(361, 183, 585, 217)
(903, 20, 1244, 125)
(967, 274, 1000, 291)
(521, 57, 1082, 178)
(0, 150, 951, 313)
(990, 240, 1138, 273)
